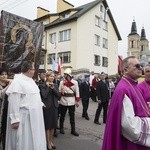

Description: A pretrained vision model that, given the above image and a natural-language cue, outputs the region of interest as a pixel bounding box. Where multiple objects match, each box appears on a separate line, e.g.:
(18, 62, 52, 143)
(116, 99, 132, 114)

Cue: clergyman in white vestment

(5, 61, 46, 150)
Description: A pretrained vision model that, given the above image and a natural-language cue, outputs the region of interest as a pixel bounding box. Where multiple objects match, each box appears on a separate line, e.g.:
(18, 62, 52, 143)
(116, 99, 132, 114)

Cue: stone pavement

(54, 99, 105, 150)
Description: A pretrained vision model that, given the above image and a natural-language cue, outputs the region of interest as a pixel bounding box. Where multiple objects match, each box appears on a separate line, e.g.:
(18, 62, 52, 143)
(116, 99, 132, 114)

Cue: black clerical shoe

(94, 121, 101, 125)
(71, 131, 79, 136)
(60, 128, 65, 134)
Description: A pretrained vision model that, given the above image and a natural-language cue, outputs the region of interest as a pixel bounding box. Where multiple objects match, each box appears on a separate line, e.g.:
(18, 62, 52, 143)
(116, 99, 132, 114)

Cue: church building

(127, 20, 150, 66)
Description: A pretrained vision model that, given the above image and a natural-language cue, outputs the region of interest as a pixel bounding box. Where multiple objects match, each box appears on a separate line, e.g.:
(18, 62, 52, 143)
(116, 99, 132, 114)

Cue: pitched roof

(36, 0, 121, 40)
(63, 0, 74, 7)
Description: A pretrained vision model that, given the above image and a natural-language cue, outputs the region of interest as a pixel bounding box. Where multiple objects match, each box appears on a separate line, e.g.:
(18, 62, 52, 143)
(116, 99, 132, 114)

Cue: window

(130, 41, 134, 48)
(141, 45, 144, 51)
(58, 51, 71, 63)
(103, 38, 108, 48)
(40, 54, 45, 65)
(100, 5, 103, 12)
(61, 12, 70, 19)
(95, 34, 100, 46)
(59, 29, 71, 42)
(94, 55, 100, 66)
(103, 21, 108, 30)
(102, 57, 108, 67)
(50, 33, 56, 44)
(47, 53, 56, 64)
(95, 16, 100, 27)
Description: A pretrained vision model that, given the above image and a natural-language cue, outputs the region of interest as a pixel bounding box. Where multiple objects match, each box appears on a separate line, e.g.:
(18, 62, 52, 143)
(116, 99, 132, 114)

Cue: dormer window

(60, 12, 70, 19)
(64, 13, 70, 18)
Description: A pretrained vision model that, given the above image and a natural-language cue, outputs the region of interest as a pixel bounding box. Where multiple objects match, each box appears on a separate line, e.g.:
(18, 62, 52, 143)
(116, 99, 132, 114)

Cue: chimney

(37, 7, 49, 18)
(57, 0, 74, 13)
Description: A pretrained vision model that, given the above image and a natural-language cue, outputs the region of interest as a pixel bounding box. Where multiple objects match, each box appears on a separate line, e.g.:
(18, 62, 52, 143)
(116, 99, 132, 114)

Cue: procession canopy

(0, 10, 44, 75)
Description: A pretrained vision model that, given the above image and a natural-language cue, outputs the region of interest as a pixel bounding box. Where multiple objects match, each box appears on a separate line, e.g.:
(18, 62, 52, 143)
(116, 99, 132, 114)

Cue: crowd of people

(1, 56, 150, 150)
(0, 59, 118, 150)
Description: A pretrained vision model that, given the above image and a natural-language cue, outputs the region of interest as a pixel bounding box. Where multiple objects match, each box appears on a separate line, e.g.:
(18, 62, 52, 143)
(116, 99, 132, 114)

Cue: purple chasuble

(102, 76, 150, 150)
(138, 80, 150, 103)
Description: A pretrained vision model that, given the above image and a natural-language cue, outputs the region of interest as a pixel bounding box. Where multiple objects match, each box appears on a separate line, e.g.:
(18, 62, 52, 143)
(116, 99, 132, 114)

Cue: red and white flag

(58, 57, 62, 73)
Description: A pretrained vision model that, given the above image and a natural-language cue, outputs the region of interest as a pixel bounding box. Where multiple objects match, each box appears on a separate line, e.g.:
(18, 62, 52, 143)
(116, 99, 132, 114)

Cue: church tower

(127, 20, 140, 59)
(140, 27, 149, 54)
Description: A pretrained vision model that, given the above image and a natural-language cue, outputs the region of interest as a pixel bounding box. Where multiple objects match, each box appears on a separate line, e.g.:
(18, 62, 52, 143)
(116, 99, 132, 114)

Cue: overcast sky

(0, 0, 150, 58)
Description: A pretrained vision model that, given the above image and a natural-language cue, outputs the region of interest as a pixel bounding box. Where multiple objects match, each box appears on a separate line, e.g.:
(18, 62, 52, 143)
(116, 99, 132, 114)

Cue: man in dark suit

(80, 74, 91, 120)
(94, 73, 109, 125)
(37, 69, 46, 85)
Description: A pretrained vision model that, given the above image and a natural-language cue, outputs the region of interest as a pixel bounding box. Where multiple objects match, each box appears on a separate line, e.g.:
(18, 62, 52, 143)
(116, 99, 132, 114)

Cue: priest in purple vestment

(102, 56, 150, 150)
(138, 64, 150, 109)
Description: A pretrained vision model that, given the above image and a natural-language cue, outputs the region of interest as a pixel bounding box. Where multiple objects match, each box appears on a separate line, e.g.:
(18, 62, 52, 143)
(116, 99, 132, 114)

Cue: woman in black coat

(39, 71, 60, 150)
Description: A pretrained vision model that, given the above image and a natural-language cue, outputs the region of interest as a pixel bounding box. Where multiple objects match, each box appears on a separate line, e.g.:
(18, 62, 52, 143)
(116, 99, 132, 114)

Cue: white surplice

(5, 73, 46, 150)
(121, 94, 150, 147)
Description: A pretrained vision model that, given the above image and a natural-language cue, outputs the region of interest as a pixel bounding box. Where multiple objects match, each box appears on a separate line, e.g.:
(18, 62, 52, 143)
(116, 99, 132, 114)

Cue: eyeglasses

(134, 64, 142, 69)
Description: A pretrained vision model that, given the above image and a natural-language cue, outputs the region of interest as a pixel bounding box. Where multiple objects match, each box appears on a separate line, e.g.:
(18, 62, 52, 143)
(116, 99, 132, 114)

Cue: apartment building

(36, 0, 121, 75)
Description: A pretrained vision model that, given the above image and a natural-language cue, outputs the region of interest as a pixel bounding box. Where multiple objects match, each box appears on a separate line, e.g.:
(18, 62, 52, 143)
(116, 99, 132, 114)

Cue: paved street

(54, 100, 105, 150)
